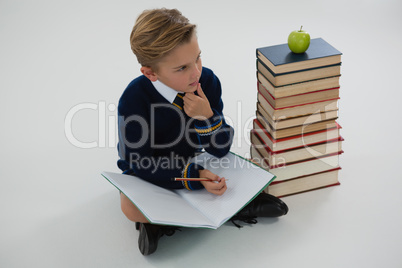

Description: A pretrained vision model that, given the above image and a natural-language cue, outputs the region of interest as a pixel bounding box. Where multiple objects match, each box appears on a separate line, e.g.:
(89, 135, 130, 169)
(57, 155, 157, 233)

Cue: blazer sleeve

(194, 68, 234, 157)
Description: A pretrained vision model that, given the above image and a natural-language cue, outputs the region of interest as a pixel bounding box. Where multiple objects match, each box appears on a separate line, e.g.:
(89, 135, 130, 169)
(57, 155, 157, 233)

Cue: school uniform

(117, 67, 234, 190)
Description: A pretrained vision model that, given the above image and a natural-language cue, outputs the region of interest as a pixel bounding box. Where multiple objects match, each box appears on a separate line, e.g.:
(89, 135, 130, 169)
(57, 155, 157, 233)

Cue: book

(256, 38, 342, 74)
(264, 168, 341, 198)
(257, 71, 341, 99)
(250, 130, 343, 166)
(252, 119, 341, 152)
(255, 112, 338, 139)
(252, 38, 343, 198)
(101, 152, 275, 229)
(258, 60, 341, 86)
(258, 82, 340, 109)
(250, 145, 343, 181)
(256, 103, 338, 130)
(257, 91, 339, 120)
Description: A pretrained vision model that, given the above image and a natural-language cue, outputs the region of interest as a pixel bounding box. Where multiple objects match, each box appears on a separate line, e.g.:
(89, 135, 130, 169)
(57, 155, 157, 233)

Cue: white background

(1, 0, 401, 267)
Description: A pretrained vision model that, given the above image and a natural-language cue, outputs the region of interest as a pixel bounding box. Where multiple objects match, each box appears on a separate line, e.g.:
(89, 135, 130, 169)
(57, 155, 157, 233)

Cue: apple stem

(300, 25, 303, 32)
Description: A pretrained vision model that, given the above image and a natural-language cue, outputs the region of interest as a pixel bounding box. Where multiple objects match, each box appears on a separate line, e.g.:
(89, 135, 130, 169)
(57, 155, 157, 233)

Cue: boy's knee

(120, 193, 147, 223)
(120, 193, 136, 222)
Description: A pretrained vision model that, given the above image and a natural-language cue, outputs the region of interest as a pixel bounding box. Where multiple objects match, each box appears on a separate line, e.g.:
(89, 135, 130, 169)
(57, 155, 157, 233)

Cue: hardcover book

(265, 168, 341, 198)
(257, 60, 341, 86)
(257, 90, 339, 120)
(102, 152, 275, 229)
(257, 38, 342, 74)
(258, 81, 340, 109)
(255, 112, 338, 139)
(256, 102, 338, 130)
(250, 130, 343, 166)
(257, 72, 340, 99)
(251, 145, 343, 181)
(252, 119, 341, 152)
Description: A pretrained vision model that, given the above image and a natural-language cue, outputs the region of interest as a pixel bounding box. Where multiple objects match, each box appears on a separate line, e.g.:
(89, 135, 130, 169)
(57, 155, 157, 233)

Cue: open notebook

(101, 152, 276, 229)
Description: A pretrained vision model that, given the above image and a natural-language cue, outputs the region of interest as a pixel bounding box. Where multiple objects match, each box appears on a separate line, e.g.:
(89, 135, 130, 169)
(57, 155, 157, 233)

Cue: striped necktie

(172, 93, 185, 110)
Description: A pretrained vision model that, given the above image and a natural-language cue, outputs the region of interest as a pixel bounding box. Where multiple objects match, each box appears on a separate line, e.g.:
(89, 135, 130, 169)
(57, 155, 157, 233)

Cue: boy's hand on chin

(183, 83, 214, 120)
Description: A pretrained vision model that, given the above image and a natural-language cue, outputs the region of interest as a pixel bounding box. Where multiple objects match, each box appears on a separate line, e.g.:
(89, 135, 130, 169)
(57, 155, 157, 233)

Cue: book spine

(257, 83, 340, 110)
(257, 58, 342, 77)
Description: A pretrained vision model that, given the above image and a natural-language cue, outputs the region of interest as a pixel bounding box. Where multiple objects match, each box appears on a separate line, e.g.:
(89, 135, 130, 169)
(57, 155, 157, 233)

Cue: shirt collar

(152, 80, 183, 104)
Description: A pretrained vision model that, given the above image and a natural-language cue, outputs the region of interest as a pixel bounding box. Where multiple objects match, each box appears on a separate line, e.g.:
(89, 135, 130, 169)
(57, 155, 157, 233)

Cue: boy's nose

(193, 64, 201, 78)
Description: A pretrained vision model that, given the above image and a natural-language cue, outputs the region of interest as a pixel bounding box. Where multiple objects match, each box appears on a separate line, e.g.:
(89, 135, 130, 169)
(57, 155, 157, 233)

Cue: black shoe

(231, 193, 288, 227)
(252, 192, 288, 217)
(137, 223, 179, 255)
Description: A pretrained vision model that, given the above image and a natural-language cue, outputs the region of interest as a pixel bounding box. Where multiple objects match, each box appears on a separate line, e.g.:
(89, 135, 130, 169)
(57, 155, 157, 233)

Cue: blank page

(176, 152, 275, 227)
(102, 172, 215, 228)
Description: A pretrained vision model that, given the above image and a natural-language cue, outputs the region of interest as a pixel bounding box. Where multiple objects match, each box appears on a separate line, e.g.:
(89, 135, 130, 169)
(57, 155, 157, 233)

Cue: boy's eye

(178, 66, 187, 72)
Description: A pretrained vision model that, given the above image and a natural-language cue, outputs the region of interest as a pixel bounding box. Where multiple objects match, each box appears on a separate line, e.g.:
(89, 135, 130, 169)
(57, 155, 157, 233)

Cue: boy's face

(152, 33, 202, 93)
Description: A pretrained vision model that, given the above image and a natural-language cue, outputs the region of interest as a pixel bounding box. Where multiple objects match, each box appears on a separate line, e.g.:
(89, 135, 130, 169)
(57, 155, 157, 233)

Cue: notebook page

(176, 152, 275, 227)
(101, 172, 216, 228)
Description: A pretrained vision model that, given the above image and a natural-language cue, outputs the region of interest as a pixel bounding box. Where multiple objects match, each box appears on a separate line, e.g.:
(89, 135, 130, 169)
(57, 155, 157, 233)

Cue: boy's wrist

(194, 109, 213, 121)
(181, 163, 204, 191)
(205, 109, 214, 119)
(194, 109, 216, 123)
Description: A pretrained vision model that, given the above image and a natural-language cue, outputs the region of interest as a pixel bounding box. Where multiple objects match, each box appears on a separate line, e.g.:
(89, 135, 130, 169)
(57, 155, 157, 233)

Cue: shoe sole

(138, 224, 158, 256)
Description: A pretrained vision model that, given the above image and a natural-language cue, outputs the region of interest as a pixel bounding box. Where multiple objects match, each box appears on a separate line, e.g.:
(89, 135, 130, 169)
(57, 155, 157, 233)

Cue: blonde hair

(130, 8, 196, 69)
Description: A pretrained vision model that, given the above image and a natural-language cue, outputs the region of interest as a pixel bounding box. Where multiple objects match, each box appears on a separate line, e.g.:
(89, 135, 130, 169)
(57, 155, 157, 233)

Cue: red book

(256, 102, 338, 130)
(251, 145, 343, 181)
(257, 71, 340, 99)
(250, 129, 344, 167)
(252, 119, 342, 152)
(258, 81, 340, 109)
(257, 85, 339, 120)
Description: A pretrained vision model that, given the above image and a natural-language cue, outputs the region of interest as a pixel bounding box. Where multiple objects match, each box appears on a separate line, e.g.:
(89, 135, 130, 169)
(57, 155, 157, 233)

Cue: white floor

(1, 0, 402, 267)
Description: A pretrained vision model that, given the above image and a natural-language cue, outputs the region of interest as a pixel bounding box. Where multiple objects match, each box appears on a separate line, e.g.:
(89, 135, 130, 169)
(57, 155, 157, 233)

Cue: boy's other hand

(199, 169, 227, 196)
(183, 83, 214, 120)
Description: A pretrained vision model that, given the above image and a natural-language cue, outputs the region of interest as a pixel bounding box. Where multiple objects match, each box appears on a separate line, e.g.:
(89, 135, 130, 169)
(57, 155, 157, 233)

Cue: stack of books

(250, 38, 344, 198)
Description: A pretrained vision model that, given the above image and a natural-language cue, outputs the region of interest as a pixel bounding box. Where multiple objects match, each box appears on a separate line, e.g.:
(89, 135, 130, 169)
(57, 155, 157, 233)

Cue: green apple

(288, 26, 310, 53)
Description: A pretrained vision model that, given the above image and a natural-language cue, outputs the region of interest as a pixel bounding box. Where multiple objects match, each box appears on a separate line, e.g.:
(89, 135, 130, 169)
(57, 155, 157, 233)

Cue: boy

(117, 8, 288, 255)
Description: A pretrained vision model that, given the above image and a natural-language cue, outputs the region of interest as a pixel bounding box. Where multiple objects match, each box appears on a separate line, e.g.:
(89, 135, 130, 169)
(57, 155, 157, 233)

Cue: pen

(173, 178, 228, 182)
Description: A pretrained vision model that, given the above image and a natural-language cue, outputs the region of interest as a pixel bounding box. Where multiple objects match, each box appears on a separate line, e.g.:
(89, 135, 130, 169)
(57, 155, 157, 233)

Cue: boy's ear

(140, 66, 158, 82)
